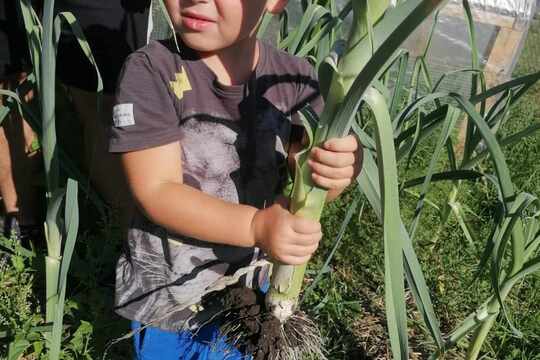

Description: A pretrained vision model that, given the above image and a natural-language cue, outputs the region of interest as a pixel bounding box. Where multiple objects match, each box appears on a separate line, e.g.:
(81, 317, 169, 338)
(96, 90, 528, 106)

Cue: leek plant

(0, 1, 101, 358)
(389, 3, 540, 355)
(347, 13, 540, 360)
(261, 0, 540, 358)
(263, 1, 450, 359)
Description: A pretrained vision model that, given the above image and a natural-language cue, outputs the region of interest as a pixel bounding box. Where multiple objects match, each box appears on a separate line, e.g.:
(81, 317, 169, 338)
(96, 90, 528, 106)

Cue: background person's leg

(0, 76, 44, 242)
(0, 123, 18, 215)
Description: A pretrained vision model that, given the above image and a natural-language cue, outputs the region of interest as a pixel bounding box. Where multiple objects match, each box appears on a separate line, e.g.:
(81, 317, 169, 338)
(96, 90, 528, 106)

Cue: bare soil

(202, 286, 300, 360)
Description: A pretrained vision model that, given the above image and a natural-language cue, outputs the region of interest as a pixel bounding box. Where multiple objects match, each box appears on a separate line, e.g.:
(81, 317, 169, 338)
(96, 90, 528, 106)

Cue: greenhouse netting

(401, 0, 537, 95)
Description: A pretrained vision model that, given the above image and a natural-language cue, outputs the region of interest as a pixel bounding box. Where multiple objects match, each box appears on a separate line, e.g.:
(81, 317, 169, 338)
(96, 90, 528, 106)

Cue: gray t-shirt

(110, 39, 323, 330)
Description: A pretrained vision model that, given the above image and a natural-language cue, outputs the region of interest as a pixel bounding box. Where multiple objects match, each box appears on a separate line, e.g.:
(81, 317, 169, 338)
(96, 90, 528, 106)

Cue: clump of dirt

(201, 286, 305, 360)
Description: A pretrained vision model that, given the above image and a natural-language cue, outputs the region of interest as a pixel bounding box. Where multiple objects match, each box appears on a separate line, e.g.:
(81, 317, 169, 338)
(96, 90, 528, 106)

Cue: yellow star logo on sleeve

(169, 67, 192, 100)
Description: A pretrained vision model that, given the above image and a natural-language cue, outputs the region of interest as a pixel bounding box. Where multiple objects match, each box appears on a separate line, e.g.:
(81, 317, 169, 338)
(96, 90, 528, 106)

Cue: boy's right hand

(251, 203, 322, 265)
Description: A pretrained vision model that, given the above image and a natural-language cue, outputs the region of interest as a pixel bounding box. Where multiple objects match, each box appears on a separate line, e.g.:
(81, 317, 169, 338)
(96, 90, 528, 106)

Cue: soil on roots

(201, 286, 302, 360)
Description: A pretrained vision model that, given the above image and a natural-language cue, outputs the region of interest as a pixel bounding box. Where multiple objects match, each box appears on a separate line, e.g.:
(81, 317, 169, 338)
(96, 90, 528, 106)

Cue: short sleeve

(109, 52, 181, 153)
(291, 60, 324, 126)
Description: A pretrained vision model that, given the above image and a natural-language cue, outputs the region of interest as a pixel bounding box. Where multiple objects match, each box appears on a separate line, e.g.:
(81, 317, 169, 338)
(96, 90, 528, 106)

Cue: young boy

(109, 0, 361, 358)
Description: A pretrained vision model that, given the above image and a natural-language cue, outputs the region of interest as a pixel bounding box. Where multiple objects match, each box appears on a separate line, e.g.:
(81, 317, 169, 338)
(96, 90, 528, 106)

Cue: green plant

(0, 236, 46, 359)
(0, 1, 102, 358)
(265, 1, 448, 359)
(262, 0, 540, 358)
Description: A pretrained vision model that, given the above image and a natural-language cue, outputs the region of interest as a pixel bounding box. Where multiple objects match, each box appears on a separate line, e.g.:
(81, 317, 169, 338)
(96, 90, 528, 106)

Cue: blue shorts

(131, 281, 269, 359)
(131, 321, 252, 360)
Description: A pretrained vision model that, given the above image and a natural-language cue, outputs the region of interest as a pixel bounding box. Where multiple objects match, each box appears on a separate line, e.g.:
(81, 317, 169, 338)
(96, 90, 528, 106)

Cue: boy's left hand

(308, 135, 362, 199)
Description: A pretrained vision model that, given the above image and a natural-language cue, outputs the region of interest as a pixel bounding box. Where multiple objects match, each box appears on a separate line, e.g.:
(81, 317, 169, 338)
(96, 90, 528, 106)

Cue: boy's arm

(121, 140, 322, 265)
(122, 140, 256, 248)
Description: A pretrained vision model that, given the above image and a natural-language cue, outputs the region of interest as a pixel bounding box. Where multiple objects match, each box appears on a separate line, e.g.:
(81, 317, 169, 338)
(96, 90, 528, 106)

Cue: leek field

(1, 1, 539, 359)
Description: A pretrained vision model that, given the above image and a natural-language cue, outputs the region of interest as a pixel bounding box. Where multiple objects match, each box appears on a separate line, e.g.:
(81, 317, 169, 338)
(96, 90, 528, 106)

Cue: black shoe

(3, 212, 21, 240)
(3, 212, 43, 249)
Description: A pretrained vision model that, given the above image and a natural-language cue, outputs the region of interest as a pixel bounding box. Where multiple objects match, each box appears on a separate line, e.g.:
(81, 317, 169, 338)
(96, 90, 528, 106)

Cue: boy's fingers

(310, 147, 355, 167)
(279, 242, 319, 263)
(290, 232, 322, 246)
(278, 254, 312, 266)
(323, 135, 358, 152)
(284, 242, 319, 257)
(308, 159, 354, 180)
(312, 173, 352, 190)
(291, 216, 322, 235)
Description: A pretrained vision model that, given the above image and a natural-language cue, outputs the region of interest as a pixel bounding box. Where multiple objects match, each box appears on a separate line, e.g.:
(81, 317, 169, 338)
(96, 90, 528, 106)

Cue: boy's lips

(181, 12, 215, 31)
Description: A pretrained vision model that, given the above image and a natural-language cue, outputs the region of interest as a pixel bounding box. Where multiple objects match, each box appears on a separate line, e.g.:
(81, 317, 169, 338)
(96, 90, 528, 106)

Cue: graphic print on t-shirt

(169, 66, 192, 100)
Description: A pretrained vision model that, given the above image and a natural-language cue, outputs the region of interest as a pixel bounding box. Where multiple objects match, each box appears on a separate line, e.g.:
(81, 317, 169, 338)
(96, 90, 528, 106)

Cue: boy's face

(165, 0, 286, 53)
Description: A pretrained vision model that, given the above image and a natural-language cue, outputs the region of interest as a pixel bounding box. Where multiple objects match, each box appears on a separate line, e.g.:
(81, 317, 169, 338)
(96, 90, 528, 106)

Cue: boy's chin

(179, 33, 253, 54)
(179, 35, 223, 53)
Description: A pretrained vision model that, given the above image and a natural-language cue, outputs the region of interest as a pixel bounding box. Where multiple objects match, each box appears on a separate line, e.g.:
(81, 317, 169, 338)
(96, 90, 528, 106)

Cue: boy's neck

(197, 36, 259, 86)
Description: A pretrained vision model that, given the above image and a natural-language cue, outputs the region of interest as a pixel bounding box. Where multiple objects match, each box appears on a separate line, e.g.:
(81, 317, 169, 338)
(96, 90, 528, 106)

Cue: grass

(0, 14, 539, 360)
(0, 216, 131, 359)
